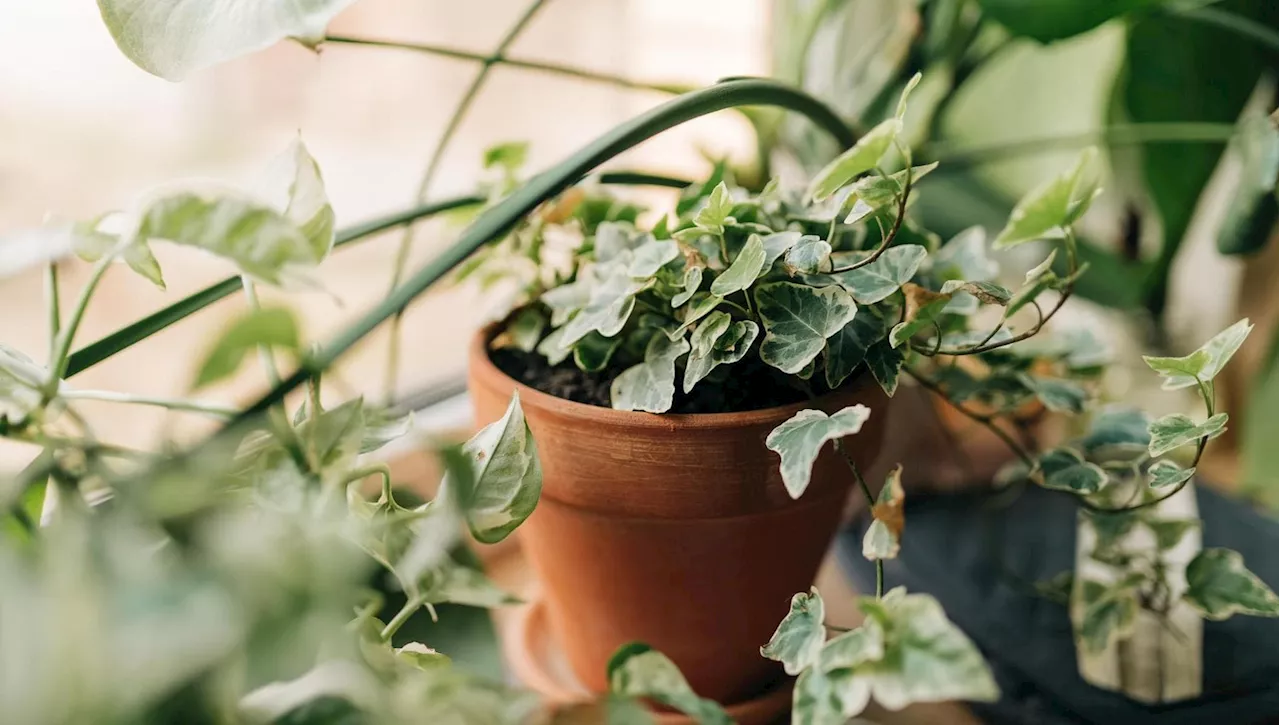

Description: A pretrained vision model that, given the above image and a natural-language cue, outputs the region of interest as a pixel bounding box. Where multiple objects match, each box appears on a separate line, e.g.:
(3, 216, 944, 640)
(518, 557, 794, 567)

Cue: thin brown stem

(829, 171, 912, 273)
(904, 366, 1036, 467)
(833, 438, 884, 598)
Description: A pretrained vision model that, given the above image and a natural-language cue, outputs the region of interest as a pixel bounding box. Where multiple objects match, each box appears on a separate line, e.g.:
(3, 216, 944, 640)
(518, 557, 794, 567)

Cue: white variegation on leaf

(671, 266, 703, 307)
(830, 245, 926, 304)
(755, 282, 858, 374)
(257, 138, 336, 261)
(863, 520, 899, 560)
(445, 393, 541, 545)
(1182, 548, 1280, 620)
(607, 644, 731, 725)
(865, 341, 905, 397)
(97, 0, 359, 80)
(692, 182, 735, 236)
(1077, 577, 1141, 654)
(864, 465, 904, 560)
(889, 284, 951, 348)
(1147, 413, 1228, 457)
(843, 164, 939, 225)
(413, 559, 521, 608)
(807, 118, 902, 202)
(823, 305, 891, 389)
(627, 237, 679, 278)
(760, 231, 804, 273)
(1143, 319, 1252, 391)
(994, 147, 1098, 248)
(1034, 448, 1106, 494)
(710, 234, 766, 295)
(785, 237, 833, 274)
(611, 334, 690, 413)
(684, 314, 758, 393)
(560, 265, 648, 346)
(766, 405, 871, 499)
(760, 588, 826, 675)
(1146, 459, 1194, 490)
(929, 226, 997, 283)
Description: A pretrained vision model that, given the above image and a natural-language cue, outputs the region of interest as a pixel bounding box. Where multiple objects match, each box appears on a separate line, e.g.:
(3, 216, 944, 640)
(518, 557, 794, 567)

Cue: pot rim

(469, 327, 875, 431)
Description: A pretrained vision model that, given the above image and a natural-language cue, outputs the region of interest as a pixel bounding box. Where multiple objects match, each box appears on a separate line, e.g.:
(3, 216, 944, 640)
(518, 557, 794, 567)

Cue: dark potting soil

(490, 346, 814, 414)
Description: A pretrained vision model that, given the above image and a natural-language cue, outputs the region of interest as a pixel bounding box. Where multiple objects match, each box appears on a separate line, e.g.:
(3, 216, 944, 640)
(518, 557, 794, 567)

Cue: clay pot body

(467, 332, 888, 705)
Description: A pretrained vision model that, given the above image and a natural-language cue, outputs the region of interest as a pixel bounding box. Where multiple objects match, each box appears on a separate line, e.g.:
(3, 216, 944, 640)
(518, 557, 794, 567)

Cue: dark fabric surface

(835, 484, 1279, 725)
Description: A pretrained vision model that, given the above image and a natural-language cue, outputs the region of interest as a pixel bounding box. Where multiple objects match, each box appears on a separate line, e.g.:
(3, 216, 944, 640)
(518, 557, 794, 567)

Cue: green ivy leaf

(573, 332, 622, 373)
(761, 231, 804, 272)
(1143, 318, 1253, 390)
(692, 182, 735, 236)
(755, 282, 858, 374)
(1082, 408, 1151, 459)
(993, 148, 1097, 248)
(671, 266, 704, 307)
(710, 234, 766, 295)
(1148, 413, 1228, 457)
(1034, 448, 1106, 494)
(1183, 548, 1280, 620)
(1077, 578, 1141, 654)
(1143, 518, 1199, 551)
(299, 397, 365, 473)
(1004, 249, 1058, 317)
(929, 226, 998, 283)
(193, 307, 300, 389)
(865, 341, 905, 397)
(830, 245, 926, 305)
(607, 643, 731, 725)
(1084, 510, 1137, 553)
(807, 118, 902, 202)
(823, 306, 892, 389)
(560, 266, 647, 346)
(611, 334, 690, 413)
(1018, 375, 1088, 414)
(766, 405, 871, 498)
(1146, 459, 1194, 490)
(414, 557, 521, 608)
(684, 314, 758, 394)
(494, 307, 547, 354)
(97, 0, 358, 80)
(843, 164, 940, 225)
(536, 326, 573, 366)
(360, 409, 413, 455)
(627, 238, 679, 278)
(889, 284, 951, 348)
(785, 237, 833, 275)
(761, 588, 826, 675)
(448, 393, 541, 545)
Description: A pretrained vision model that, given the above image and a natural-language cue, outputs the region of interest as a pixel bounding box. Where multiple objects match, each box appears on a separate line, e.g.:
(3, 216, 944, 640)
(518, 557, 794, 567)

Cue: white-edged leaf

(1077, 577, 1141, 654)
(862, 519, 899, 560)
(760, 231, 804, 272)
(627, 237, 679, 278)
(416, 559, 521, 608)
(1183, 548, 1280, 620)
(97, 0, 358, 80)
(830, 245, 926, 304)
(865, 341, 905, 397)
(693, 182, 734, 235)
(994, 147, 1097, 248)
(683, 315, 758, 393)
(560, 265, 646, 346)
(611, 334, 690, 413)
(1142, 319, 1253, 390)
(755, 282, 858, 374)
(785, 237, 833, 274)
(259, 138, 336, 261)
(607, 644, 731, 725)
(1, 343, 50, 418)
(889, 284, 951, 348)
(824, 305, 891, 389)
(448, 393, 541, 544)
(1034, 448, 1106, 494)
(672, 266, 703, 307)
(766, 405, 871, 498)
(1146, 459, 1194, 490)
(1148, 413, 1228, 457)
(710, 234, 766, 295)
(808, 119, 902, 202)
(761, 588, 826, 675)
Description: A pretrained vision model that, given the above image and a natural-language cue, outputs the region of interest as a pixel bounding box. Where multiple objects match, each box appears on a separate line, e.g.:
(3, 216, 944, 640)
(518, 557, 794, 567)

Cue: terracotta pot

(467, 331, 888, 705)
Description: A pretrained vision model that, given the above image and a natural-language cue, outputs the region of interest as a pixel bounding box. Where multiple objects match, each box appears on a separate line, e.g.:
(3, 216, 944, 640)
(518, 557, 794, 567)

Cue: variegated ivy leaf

(864, 465, 904, 561)
(679, 293, 724, 332)
(824, 304, 892, 389)
(889, 284, 951, 348)
(1143, 318, 1253, 391)
(1004, 249, 1058, 317)
(683, 314, 758, 393)
(863, 520, 898, 561)
(843, 163, 940, 225)
(1018, 374, 1088, 413)
(492, 307, 547, 354)
(755, 282, 858, 374)
(447, 392, 541, 544)
(710, 234, 766, 296)
(692, 182, 735, 236)
(939, 280, 1011, 306)
(1034, 448, 1106, 494)
(1147, 412, 1228, 457)
(1146, 459, 1194, 489)
(97, 0, 359, 80)
(785, 237, 833, 274)
(830, 245, 926, 304)
(792, 605, 884, 723)
(627, 237, 679, 278)
(761, 231, 804, 272)
(259, 137, 336, 261)
(1182, 548, 1280, 620)
(607, 643, 731, 725)
(536, 326, 573, 365)
(1084, 510, 1136, 553)
(671, 266, 703, 307)
(572, 332, 621, 373)
(1144, 518, 1199, 551)
(766, 405, 871, 498)
(760, 588, 826, 675)
(560, 265, 648, 346)
(68, 221, 168, 290)
(1, 343, 49, 418)
(929, 226, 998, 283)
(611, 334, 690, 413)
(1082, 407, 1151, 459)
(1077, 576, 1141, 654)
(360, 408, 414, 454)
(994, 147, 1098, 248)
(594, 222, 644, 264)
(807, 118, 902, 202)
(865, 341, 905, 397)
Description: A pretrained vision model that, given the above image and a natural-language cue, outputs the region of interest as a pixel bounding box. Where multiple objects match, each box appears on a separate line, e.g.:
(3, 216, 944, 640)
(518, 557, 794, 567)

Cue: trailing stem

(834, 439, 884, 599)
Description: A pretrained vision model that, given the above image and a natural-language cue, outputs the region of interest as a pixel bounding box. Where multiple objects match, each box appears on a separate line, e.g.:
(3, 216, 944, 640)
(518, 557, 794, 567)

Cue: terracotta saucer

(504, 597, 794, 724)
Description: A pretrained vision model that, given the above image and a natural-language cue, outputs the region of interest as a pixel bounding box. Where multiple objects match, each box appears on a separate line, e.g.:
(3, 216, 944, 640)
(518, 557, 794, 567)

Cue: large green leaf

(807, 118, 902, 202)
(97, 0, 358, 80)
(761, 588, 826, 675)
(1143, 318, 1253, 390)
(830, 245, 927, 304)
(755, 282, 858, 374)
(1147, 412, 1228, 457)
(611, 335, 690, 413)
(607, 643, 731, 725)
(448, 393, 541, 545)
(1183, 548, 1280, 620)
(823, 305, 892, 389)
(976, 0, 1165, 42)
(766, 405, 871, 498)
(193, 307, 301, 388)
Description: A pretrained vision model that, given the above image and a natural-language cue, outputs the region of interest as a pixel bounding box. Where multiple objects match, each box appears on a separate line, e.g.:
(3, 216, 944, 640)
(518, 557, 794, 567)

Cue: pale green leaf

(448, 393, 542, 544)
(760, 588, 826, 675)
(671, 266, 703, 307)
(994, 148, 1098, 248)
(0, 343, 49, 418)
(536, 326, 573, 365)
(299, 397, 364, 473)
(627, 238, 679, 278)
(710, 234, 766, 295)
(121, 241, 166, 289)
(692, 182, 734, 235)
(862, 519, 899, 560)
(1078, 578, 1140, 654)
(1082, 407, 1151, 458)
(360, 409, 413, 454)
(260, 137, 335, 261)
(595, 222, 645, 263)
(816, 618, 885, 671)
(766, 405, 871, 498)
(684, 315, 757, 393)
(495, 307, 547, 354)
(97, 0, 358, 80)
(611, 334, 690, 413)
(755, 282, 858, 374)
(823, 305, 891, 389)
(193, 307, 300, 388)
(1035, 448, 1106, 494)
(843, 164, 940, 225)
(1146, 459, 1194, 490)
(679, 293, 723, 330)
(1084, 510, 1137, 553)
(1018, 375, 1088, 413)
(1183, 548, 1279, 620)
(1143, 319, 1253, 390)
(1143, 518, 1199, 551)
(1148, 413, 1228, 457)
(785, 237, 833, 274)
(930, 226, 997, 283)
(889, 284, 951, 348)
(607, 643, 731, 725)
(761, 231, 803, 272)
(830, 245, 926, 304)
(560, 265, 646, 346)
(808, 119, 902, 202)
(896, 72, 922, 120)
(416, 560, 521, 608)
